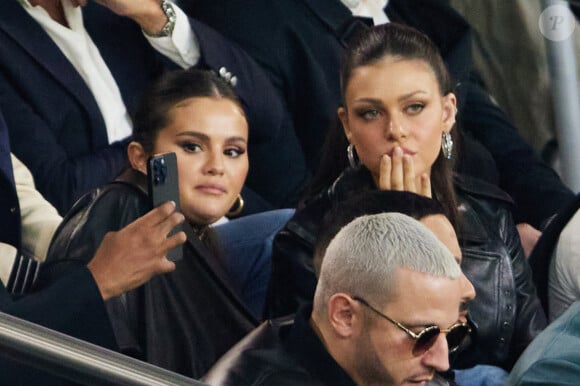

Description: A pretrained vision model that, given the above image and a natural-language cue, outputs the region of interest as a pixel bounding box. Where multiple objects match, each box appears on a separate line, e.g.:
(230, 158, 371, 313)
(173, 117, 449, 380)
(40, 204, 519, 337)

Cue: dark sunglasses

(352, 296, 471, 356)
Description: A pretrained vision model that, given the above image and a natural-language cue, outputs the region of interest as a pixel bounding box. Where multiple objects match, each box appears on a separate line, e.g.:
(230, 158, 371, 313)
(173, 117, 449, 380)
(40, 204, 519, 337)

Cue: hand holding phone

(147, 152, 183, 262)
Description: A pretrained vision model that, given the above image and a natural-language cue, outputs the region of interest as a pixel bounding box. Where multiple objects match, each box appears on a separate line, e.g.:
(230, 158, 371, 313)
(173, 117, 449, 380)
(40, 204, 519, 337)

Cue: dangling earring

(441, 132, 453, 160)
(347, 144, 359, 168)
(227, 194, 244, 217)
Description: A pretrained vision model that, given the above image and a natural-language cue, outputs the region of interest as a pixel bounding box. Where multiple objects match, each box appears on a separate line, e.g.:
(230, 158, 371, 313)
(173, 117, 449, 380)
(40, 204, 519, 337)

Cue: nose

(422, 333, 450, 372)
(385, 114, 405, 140)
(203, 150, 225, 176)
(461, 273, 476, 302)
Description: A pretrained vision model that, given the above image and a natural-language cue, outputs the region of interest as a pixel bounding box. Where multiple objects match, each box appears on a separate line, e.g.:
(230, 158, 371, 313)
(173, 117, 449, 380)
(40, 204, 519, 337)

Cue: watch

(147, 0, 176, 38)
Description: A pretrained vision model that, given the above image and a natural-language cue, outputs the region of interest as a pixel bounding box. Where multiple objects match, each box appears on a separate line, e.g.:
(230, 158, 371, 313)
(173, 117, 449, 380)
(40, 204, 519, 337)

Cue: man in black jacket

(0, 108, 186, 384)
(204, 212, 470, 385)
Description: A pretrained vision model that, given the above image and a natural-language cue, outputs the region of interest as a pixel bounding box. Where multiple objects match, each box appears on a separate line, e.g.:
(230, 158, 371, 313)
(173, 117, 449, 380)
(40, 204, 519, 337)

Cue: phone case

(147, 152, 183, 262)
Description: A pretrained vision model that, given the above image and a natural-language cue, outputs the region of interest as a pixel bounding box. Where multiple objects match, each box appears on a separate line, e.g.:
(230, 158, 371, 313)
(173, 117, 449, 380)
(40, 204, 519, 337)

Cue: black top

(285, 306, 356, 385)
(36, 168, 257, 378)
(204, 305, 356, 386)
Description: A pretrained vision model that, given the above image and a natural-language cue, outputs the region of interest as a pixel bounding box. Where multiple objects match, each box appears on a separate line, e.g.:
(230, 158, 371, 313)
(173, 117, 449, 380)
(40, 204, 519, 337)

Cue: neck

(30, 0, 69, 27)
(190, 223, 207, 240)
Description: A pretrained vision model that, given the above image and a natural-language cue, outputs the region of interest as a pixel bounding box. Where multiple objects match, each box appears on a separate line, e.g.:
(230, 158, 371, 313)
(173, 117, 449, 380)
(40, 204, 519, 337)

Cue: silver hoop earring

(441, 132, 453, 160)
(347, 144, 358, 168)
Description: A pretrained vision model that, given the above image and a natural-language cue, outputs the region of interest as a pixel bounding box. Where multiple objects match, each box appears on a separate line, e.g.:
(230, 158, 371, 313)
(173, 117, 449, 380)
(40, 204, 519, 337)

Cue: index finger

(139, 201, 178, 227)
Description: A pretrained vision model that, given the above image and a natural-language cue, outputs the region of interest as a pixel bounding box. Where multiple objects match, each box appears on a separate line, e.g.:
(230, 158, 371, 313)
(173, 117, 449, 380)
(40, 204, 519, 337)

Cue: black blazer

(0, 111, 20, 251)
(0, 109, 115, 385)
(187, 0, 575, 227)
(0, 0, 305, 213)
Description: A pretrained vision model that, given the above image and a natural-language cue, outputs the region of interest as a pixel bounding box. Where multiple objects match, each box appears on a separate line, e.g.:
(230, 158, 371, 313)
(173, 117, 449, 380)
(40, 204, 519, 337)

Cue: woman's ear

(338, 106, 353, 142)
(442, 93, 457, 133)
(127, 141, 148, 174)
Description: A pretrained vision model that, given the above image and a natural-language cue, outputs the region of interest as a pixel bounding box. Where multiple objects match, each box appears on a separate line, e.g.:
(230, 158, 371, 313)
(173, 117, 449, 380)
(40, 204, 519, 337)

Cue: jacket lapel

(0, 0, 106, 144)
(301, 0, 373, 47)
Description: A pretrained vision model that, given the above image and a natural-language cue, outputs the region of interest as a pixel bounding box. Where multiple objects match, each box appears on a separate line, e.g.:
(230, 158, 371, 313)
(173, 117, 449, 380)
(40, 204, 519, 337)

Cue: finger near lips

(403, 154, 416, 192)
(420, 173, 432, 198)
(379, 155, 392, 190)
(390, 151, 404, 190)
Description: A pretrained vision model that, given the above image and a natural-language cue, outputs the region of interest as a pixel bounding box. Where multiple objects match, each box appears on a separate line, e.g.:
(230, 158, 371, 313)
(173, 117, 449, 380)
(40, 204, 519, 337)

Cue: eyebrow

(175, 131, 247, 144)
(352, 90, 429, 105)
(397, 90, 429, 102)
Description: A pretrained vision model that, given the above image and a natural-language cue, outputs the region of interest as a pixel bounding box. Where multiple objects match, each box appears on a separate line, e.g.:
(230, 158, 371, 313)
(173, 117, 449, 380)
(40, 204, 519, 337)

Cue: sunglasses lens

(412, 327, 440, 356)
(446, 324, 470, 353)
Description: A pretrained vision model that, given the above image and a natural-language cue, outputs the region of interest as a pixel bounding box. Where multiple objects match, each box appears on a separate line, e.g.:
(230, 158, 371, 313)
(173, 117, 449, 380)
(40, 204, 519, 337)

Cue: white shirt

(19, 0, 200, 144)
(340, 0, 389, 26)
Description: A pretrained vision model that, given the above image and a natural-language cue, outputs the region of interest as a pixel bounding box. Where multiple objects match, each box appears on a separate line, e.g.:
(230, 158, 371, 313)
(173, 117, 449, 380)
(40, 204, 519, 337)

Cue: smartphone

(147, 152, 183, 262)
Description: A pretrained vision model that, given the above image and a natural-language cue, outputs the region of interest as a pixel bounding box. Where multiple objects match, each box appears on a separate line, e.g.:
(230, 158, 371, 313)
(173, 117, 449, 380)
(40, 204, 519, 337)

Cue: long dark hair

(309, 23, 459, 226)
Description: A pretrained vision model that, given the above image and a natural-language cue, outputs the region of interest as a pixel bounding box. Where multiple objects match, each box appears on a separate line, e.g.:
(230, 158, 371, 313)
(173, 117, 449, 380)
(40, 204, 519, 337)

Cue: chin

(184, 207, 227, 226)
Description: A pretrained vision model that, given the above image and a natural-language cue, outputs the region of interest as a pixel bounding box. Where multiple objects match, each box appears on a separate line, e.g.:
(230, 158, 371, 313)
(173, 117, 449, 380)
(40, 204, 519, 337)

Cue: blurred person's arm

(12, 153, 61, 262)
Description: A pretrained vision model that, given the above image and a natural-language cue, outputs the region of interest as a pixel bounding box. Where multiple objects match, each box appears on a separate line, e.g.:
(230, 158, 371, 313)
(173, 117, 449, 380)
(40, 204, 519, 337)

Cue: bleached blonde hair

(313, 212, 460, 316)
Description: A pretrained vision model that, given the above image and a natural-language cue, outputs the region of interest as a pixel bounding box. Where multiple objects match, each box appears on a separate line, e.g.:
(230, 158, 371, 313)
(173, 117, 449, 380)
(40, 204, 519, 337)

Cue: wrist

(141, 0, 176, 37)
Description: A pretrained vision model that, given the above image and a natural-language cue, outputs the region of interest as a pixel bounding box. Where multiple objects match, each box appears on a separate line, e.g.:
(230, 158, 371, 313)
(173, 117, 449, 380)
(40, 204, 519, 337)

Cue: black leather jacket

(36, 168, 257, 378)
(267, 167, 547, 370)
(205, 306, 458, 386)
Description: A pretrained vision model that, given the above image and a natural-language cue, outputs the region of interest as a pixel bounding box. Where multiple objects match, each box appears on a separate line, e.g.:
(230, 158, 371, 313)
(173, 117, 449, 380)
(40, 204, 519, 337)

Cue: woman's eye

(225, 148, 245, 158)
(359, 109, 380, 120)
(405, 103, 425, 114)
(182, 142, 201, 153)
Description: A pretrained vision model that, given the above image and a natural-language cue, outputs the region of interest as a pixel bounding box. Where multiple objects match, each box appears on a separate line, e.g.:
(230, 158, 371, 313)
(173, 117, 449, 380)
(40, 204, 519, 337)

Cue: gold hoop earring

(227, 194, 244, 217)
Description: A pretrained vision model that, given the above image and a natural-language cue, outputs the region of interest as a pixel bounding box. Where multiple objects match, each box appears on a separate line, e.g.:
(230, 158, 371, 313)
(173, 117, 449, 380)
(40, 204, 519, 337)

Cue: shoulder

(47, 171, 149, 262)
(204, 316, 314, 385)
(287, 167, 373, 245)
(454, 173, 514, 207)
(508, 302, 580, 385)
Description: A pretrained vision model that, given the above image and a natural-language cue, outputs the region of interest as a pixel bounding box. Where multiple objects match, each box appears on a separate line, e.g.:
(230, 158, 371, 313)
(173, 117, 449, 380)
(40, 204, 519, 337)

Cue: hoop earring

(441, 132, 453, 160)
(227, 194, 244, 217)
(347, 144, 359, 168)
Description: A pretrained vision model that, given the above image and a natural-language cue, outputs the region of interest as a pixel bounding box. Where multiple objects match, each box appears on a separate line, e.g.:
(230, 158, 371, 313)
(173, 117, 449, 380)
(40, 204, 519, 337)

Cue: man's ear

(442, 93, 457, 133)
(327, 293, 359, 338)
(127, 141, 148, 174)
(338, 107, 353, 142)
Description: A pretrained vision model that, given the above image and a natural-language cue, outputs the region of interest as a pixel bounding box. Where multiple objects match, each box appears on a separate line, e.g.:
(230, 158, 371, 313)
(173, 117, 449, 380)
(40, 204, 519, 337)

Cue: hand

(87, 201, 186, 300)
(377, 146, 431, 197)
(81, 0, 169, 35)
(516, 223, 542, 258)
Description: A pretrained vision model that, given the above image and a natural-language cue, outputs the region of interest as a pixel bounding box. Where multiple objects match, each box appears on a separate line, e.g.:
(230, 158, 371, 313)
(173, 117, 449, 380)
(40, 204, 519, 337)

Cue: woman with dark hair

(268, 23, 546, 372)
(36, 68, 292, 378)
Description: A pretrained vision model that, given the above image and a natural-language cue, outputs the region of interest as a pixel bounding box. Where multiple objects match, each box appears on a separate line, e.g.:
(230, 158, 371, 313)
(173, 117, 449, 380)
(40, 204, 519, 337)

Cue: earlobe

(127, 141, 148, 174)
(338, 107, 352, 141)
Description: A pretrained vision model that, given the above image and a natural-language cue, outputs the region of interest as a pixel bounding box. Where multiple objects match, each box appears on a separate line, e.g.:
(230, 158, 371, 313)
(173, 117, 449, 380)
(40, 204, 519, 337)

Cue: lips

(195, 183, 227, 195)
(407, 372, 434, 384)
(386, 147, 417, 157)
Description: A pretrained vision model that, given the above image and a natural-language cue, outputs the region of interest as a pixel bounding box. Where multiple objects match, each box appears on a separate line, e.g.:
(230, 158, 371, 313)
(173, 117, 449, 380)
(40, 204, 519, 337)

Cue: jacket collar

(285, 305, 357, 385)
